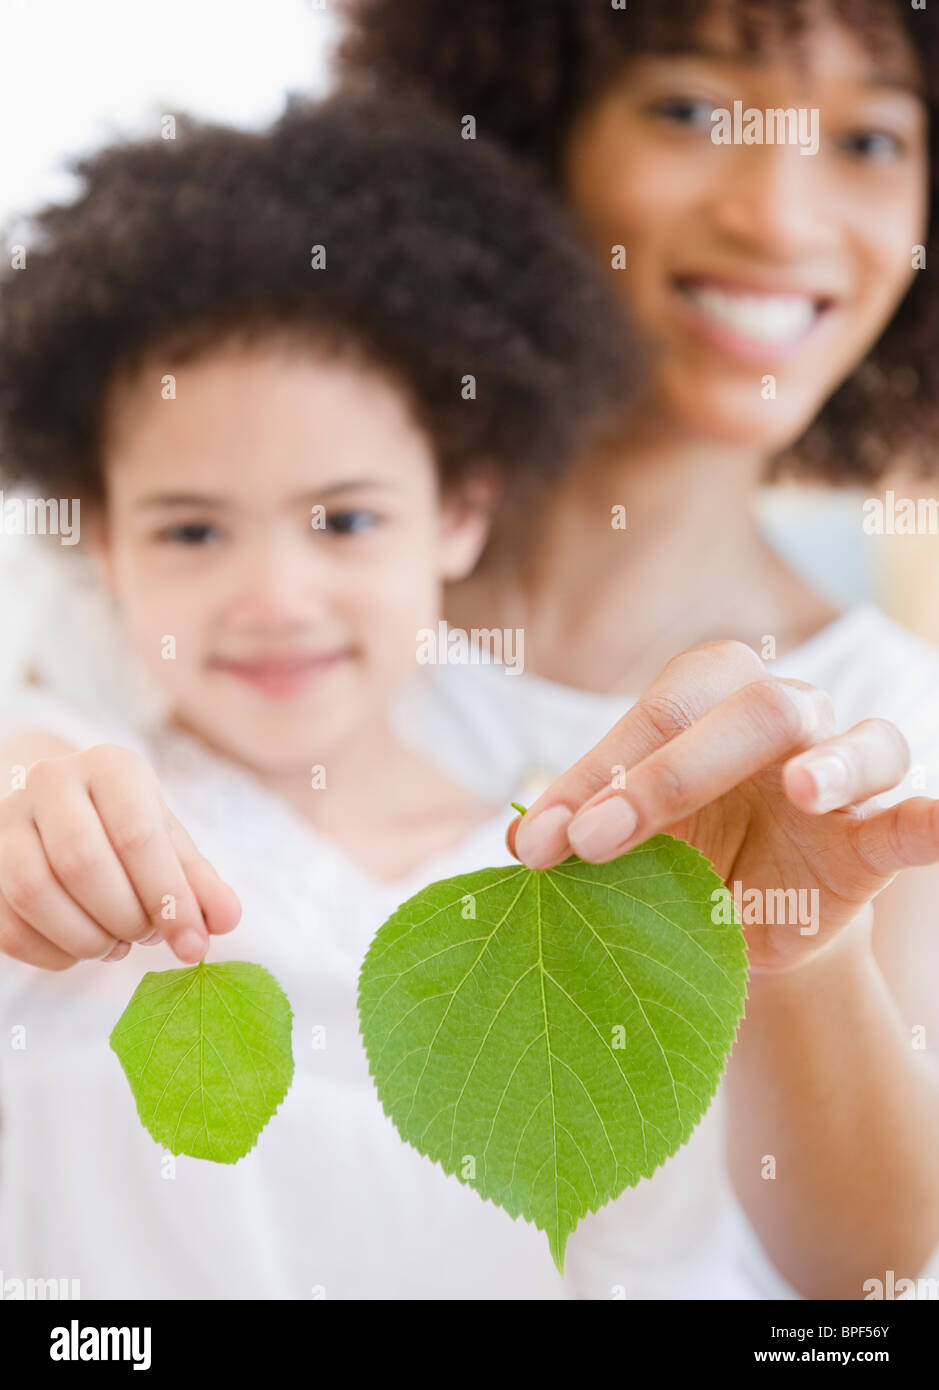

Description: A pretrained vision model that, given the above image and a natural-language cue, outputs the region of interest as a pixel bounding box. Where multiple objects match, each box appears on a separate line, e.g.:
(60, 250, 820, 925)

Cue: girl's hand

(0, 744, 241, 970)
(508, 640, 939, 971)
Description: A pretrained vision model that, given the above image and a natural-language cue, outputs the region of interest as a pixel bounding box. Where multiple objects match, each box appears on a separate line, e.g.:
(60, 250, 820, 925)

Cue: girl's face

(561, 9, 929, 452)
(94, 342, 488, 773)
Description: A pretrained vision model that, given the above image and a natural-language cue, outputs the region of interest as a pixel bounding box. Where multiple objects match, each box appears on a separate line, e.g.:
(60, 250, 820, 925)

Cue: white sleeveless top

(390, 602, 939, 812)
(1, 582, 937, 1300)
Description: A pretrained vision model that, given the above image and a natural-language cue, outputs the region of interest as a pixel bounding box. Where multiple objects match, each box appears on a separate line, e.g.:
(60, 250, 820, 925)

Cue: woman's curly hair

(338, 0, 939, 483)
(0, 92, 634, 505)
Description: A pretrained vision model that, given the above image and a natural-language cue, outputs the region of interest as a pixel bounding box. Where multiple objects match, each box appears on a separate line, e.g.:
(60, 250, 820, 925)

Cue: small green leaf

(110, 960, 294, 1163)
(358, 833, 746, 1273)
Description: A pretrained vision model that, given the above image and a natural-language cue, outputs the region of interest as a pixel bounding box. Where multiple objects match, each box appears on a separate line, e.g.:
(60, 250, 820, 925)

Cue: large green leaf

(358, 833, 746, 1272)
(110, 960, 294, 1163)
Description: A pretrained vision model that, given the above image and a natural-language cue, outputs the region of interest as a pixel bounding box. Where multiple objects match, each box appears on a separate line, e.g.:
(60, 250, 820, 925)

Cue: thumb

(165, 809, 242, 937)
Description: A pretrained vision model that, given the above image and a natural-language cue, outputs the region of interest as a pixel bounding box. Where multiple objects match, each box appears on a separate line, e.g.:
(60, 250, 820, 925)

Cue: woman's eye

(157, 522, 220, 546)
(839, 129, 905, 162)
(326, 509, 380, 536)
(649, 96, 717, 132)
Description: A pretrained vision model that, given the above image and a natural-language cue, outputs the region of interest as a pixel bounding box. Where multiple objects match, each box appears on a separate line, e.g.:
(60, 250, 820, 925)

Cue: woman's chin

(662, 380, 824, 455)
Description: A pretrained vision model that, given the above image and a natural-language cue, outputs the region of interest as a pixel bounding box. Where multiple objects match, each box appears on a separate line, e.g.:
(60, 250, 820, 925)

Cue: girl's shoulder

(0, 680, 154, 761)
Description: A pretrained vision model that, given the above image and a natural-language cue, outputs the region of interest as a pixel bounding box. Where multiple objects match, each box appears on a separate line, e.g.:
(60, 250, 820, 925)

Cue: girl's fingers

(513, 639, 767, 866)
(849, 797, 939, 883)
(783, 718, 911, 814)
(0, 823, 119, 961)
(31, 783, 153, 945)
(0, 898, 79, 971)
(83, 757, 210, 963)
(101, 940, 132, 962)
(163, 810, 242, 937)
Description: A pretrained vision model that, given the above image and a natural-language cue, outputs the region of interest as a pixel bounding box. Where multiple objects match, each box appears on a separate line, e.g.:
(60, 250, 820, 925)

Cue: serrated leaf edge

(110, 961, 295, 1165)
(356, 834, 748, 1274)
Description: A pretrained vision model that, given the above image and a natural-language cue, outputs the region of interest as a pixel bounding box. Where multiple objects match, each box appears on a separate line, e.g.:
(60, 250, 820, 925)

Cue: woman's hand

(508, 640, 939, 971)
(0, 744, 241, 970)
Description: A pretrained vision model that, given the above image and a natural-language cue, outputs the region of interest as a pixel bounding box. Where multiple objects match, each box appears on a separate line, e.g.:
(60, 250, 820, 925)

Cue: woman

(339, 0, 939, 1299)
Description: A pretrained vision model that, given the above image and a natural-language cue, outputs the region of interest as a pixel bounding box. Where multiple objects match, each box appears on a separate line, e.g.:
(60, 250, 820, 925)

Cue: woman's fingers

(849, 797, 939, 883)
(514, 675, 833, 868)
(564, 679, 833, 864)
(783, 718, 911, 813)
(513, 639, 767, 866)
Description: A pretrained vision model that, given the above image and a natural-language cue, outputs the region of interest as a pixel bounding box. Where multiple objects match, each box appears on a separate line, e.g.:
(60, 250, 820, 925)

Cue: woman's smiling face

(560, 9, 929, 452)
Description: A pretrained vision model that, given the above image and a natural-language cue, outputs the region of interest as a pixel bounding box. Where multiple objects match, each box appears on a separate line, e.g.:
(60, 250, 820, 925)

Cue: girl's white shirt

(0, 542, 937, 1300)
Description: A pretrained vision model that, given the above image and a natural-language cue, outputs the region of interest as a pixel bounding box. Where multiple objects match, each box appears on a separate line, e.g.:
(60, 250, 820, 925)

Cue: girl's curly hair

(338, 0, 939, 483)
(0, 92, 634, 505)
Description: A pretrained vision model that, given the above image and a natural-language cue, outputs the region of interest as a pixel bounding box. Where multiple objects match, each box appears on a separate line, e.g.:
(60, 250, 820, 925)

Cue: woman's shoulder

(775, 601, 939, 720)
(775, 602, 939, 800)
(391, 605, 939, 804)
(391, 657, 634, 803)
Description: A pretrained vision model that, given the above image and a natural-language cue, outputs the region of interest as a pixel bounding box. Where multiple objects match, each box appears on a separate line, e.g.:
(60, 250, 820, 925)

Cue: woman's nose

(706, 143, 837, 261)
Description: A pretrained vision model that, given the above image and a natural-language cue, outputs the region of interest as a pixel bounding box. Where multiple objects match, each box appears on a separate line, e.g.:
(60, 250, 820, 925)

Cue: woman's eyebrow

(864, 73, 926, 98)
(646, 47, 925, 96)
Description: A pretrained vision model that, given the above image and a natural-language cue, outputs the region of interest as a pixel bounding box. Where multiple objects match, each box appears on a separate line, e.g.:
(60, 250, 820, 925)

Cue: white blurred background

(0, 0, 340, 219)
(0, 0, 936, 669)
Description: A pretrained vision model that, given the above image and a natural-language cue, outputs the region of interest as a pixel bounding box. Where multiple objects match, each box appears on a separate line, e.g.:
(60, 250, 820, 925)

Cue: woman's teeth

(680, 283, 820, 344)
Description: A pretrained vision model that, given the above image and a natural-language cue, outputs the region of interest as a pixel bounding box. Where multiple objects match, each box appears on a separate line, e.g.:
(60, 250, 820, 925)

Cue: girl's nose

(223, 536, 331, 626)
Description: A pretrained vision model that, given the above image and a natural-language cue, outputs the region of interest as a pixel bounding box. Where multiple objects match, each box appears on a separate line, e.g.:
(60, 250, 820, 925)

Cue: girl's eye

(839, 129, 905, 162)
(326, 508, 380, 536)
(157, 522, 220, 546)
(649, 96, 717, 133)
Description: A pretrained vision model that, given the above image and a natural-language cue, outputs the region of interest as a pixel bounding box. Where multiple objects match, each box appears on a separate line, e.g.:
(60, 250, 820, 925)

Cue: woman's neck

(449, 418, 840, 693)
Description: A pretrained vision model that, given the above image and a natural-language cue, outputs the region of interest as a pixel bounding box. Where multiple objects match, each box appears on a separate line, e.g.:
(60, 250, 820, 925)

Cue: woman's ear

(436, 463, 501, 582)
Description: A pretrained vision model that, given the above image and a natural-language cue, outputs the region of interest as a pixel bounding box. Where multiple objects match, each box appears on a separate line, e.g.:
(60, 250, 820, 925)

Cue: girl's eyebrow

(136, 479, 396, 510)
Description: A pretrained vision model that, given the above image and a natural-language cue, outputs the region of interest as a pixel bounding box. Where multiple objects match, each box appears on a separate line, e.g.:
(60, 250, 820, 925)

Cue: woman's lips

(671, 276, 837, 364)
(209, 651, 351, 698)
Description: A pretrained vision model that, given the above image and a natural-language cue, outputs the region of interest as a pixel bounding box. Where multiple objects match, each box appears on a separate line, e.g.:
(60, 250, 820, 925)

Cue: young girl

(0, 95, 633, 1298)
(339, 0, 939, 1297)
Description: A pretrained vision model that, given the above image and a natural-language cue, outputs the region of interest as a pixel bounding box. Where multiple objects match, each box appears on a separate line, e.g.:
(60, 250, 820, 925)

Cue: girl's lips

(671, 276, 837, 365)
(209, 651, 351, 698)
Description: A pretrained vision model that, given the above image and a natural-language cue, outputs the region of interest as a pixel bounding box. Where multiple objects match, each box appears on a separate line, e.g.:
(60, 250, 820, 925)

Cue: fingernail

(514, 804, 574, 868)
(175, 929, 207, 963)
(140, 928, 162, 946)
(101, 941, 130, 963)
(568, 797, 638, 861)
(801, 754, 848, 811)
